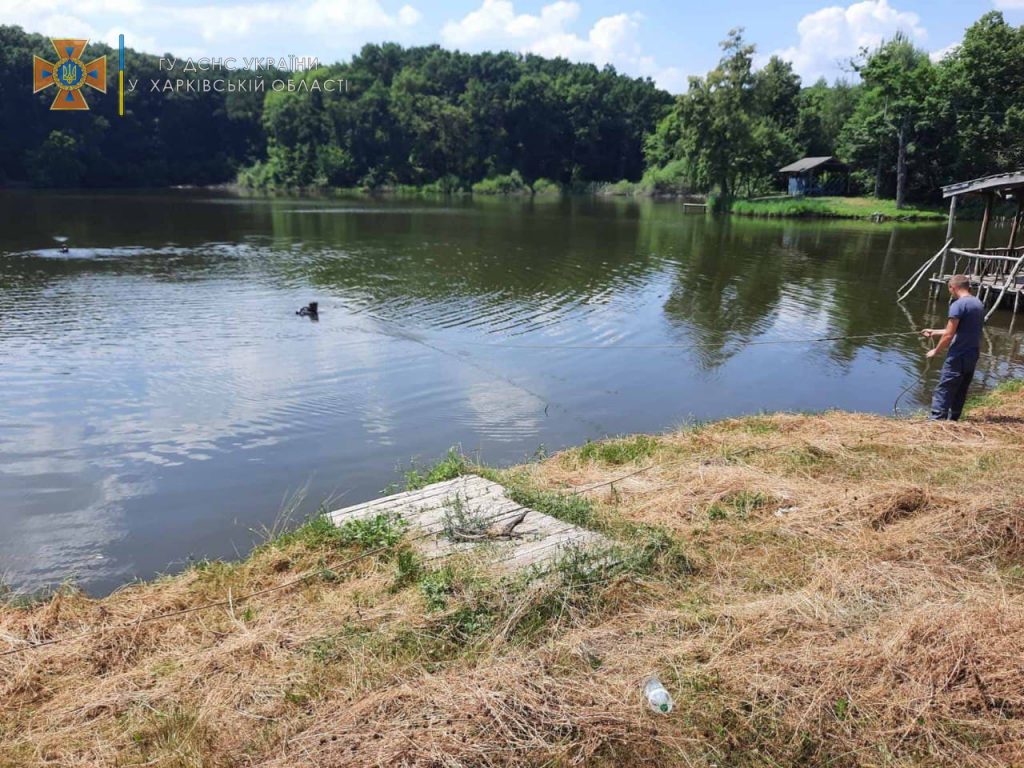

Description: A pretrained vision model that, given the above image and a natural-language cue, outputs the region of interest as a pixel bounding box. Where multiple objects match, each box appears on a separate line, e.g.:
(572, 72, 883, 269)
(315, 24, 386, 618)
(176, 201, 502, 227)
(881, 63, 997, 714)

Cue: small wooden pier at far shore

(330, 475, 608, 572)
(899, 170, 1024, 318)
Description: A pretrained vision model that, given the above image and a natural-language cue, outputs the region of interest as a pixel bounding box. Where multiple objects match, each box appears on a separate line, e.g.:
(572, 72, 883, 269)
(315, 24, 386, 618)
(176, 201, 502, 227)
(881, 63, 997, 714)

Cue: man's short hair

(949, 274, 971, 290)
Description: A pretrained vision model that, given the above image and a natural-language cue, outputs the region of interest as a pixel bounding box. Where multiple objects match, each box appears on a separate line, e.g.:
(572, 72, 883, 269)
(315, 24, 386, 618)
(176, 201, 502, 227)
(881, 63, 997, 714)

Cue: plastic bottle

(643, 676, 673, 713)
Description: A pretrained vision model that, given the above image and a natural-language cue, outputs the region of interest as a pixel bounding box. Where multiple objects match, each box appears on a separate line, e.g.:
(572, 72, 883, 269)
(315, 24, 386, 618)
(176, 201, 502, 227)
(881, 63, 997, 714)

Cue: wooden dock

(897, 170, 1024, 318)
(330, 475, 608, 571)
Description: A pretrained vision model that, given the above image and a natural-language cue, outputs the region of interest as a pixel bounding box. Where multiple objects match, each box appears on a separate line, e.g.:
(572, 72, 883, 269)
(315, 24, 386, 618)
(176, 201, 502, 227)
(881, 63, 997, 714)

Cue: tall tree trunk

(896, 120, 908, 210)
(874, 146, 883, 199)
(874, 97, 888, 199)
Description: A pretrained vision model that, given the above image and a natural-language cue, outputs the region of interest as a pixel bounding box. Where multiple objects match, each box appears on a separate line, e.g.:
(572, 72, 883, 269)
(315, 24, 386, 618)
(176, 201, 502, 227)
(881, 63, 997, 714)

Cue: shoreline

(2, 183, 961, 223)
(3, 382, 1023, 765)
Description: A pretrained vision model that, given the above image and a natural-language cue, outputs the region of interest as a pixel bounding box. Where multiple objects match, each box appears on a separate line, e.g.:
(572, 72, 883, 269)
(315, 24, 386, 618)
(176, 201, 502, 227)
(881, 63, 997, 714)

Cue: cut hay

(3, 383, 1024, 766)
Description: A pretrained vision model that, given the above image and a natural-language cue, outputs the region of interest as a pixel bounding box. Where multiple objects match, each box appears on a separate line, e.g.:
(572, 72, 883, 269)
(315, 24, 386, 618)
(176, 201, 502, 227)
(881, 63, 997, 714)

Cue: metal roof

(778, 156, 848, 174)
(941, 170, 1024, 199)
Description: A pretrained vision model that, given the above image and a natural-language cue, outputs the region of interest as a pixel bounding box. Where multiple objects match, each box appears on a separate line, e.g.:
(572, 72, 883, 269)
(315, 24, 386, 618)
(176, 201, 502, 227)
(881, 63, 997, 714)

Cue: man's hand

(921, 329, 936, 338)
(926, 347, 939, 359)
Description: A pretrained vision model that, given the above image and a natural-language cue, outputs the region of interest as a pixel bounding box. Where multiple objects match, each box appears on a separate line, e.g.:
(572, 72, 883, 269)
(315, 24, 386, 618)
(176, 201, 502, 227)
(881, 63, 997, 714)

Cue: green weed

(504, 484, 595, 528)
(336, 513, 408, 550)
(577, 434, 659, 465)
(706, 490, 774, 521)
(441, 492, 489, 541)
(419, 567, 455, 611)
(404, 448, 469, 491)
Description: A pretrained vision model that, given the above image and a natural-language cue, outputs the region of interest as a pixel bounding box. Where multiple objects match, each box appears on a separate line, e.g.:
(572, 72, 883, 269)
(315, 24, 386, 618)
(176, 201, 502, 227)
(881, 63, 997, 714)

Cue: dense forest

(0, 26, 268, 187)
(1, 11, 1023, 203)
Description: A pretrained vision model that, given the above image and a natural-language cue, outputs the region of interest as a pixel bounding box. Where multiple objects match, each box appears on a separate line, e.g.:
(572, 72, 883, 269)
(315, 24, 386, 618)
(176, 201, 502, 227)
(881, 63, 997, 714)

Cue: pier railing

(948, 246, 1024, 281)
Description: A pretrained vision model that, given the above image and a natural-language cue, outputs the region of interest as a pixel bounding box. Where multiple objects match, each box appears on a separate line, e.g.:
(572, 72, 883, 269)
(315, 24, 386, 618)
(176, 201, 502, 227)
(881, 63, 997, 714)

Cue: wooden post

(1008, 197, 1023, 252)
(978, 192, 993, 252)
(935, 195, 957, 296)
(945, 195, 957, 243)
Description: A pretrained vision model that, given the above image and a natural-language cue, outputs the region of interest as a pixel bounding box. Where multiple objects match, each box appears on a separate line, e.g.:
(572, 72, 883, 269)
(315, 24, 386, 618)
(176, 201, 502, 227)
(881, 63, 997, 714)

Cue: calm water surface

(2, 190, 1022, 594)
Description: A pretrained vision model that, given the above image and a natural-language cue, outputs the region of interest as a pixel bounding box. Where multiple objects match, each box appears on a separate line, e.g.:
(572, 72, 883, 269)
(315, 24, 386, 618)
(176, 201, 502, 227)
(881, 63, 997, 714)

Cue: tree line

(648, 12, 1024, 206)
(1, 11, 1022, 204)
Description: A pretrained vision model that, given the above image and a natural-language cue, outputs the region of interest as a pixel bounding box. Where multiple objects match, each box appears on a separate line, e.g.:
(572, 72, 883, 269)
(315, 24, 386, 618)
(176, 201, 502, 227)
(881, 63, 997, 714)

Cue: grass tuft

(404, 447, 469, 491)
(576, 435, 659, 466)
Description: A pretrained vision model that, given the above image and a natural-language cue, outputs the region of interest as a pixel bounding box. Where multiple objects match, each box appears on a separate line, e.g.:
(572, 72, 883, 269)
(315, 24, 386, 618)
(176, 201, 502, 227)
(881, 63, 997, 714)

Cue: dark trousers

(930, 352, 979, 421)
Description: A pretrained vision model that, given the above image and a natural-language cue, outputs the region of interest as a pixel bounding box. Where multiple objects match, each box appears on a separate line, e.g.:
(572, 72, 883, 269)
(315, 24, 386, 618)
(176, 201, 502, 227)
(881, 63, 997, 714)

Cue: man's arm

(922, 317, 959, 358)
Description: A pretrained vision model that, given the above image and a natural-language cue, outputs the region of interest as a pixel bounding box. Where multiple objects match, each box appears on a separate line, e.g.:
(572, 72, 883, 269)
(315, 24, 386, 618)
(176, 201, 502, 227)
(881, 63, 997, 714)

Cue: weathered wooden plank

(330, 474, 610, 572)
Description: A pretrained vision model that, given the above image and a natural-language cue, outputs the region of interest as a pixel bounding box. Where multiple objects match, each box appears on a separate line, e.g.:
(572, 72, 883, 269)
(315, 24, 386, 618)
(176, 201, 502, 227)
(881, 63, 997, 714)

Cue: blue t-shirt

(948, 295, 985, 357)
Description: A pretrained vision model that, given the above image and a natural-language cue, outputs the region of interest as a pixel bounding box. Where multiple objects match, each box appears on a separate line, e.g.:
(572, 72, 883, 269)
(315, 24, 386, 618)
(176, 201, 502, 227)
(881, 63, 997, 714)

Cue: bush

(639, 159, 692, 196)
(531, 177, 560, 195)
(472, 171, 526, 195)
(596, 179, 640, 196)
(422, 175, 468, 194)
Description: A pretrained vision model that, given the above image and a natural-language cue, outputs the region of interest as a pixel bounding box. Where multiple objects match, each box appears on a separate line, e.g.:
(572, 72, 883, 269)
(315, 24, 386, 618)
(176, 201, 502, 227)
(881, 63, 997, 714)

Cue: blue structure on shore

(779, 156, 849, 197)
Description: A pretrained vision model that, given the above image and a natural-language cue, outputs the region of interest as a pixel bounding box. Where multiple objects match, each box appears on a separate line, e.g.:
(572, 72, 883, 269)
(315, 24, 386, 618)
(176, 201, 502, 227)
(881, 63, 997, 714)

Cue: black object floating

(296, 302, 319, 317)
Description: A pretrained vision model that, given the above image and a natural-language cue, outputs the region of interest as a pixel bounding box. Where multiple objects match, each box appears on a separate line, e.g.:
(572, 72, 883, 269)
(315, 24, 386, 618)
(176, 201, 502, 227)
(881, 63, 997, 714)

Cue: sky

(4, 0, 1023, 92)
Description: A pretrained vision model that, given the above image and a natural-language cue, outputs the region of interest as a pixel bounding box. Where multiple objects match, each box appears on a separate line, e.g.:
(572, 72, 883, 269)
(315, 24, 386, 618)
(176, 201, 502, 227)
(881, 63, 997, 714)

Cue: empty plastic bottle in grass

(643, 676, 673, 713)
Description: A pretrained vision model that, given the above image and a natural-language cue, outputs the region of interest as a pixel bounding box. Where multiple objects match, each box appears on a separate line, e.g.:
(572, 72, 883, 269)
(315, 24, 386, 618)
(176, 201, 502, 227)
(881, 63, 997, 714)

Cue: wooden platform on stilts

(897, 170, 1024, 317)
(329, 475, 608, 571)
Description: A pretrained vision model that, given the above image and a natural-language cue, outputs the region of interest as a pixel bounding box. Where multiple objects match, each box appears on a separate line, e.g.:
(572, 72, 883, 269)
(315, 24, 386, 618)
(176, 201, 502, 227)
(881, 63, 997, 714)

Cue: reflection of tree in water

(662, 219, 786, 369)
(663, 219, 950, 371)
(282, 198, 668, 330)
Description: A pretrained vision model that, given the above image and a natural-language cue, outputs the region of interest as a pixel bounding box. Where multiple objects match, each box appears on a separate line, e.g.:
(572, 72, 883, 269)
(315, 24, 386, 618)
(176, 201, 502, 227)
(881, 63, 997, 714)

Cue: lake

(2, 190, 1022, 595)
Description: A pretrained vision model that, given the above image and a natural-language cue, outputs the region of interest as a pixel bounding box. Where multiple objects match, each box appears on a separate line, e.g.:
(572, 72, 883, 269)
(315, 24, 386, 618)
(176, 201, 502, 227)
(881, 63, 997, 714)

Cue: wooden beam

(978, 192, 993, 252)
(1008, 198, 1023, 252)
(936, 196, 957, 290)
(945, 195, 957, 242)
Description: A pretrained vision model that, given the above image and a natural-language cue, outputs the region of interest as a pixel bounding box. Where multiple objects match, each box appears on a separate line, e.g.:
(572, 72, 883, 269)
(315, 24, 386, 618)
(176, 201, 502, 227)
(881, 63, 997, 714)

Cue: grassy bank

(731, 195, 946, 221)
(4, 384, 1024, 766)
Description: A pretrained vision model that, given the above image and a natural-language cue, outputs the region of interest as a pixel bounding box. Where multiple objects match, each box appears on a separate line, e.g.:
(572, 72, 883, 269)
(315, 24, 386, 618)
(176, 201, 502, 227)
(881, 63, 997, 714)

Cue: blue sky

(6, 0, 1023, 91)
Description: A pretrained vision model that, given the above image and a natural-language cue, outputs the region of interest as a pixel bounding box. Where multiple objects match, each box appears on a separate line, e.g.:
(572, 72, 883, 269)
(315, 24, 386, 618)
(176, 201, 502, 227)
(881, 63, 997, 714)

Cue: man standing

(921, 275, 985, 421)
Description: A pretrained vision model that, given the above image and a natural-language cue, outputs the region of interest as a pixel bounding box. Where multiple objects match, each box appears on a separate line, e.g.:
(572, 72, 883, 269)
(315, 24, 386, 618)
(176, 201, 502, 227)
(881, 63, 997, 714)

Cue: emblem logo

(33, 39, 107, 110)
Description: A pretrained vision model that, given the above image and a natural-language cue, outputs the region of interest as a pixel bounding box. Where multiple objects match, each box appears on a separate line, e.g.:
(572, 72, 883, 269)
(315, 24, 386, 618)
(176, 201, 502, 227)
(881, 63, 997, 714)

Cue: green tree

(938, 12, 1024, 179)
(796, 78, 859, 157)
(648, 33, 799, 201)
(26, 130, 84, 187)
(847, 34, 936, 208)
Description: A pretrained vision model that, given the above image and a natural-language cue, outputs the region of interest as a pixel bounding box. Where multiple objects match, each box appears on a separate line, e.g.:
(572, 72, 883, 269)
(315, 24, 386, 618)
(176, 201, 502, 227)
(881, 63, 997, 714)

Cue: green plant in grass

(336, 512, 407, 550)
(577, 435, 659, 465)
(404, 447, 469, 490)
(740, 416, 779, 435)
(392, 549, 423, 591)
(706, 490, 774, 520)
(504, 484, 595, 528)
(964, 379, 1024, 414)
(419, 567, 455, 611)
(441, 492, 489, 542)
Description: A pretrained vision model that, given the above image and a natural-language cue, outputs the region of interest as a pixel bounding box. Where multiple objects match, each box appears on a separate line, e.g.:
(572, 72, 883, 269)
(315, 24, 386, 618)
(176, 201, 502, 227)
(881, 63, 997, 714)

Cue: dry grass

(3, 384, 1024, 767)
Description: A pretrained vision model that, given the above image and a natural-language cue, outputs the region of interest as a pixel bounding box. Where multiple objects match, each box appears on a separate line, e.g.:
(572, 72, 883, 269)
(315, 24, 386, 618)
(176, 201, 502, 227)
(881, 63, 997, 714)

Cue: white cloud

(398, 5, 422, 26)
(441, 0, 577, 47)
(929, 42, 958, 63)
(774, 0, 927, 82)
(993, 0, 1024, 9)
(440, 0, 685, 92)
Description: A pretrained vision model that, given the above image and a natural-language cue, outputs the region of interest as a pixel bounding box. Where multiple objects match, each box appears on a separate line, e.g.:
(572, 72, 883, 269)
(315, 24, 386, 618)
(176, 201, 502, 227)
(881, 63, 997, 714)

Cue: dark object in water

(296, 302, 319, 317)
(59, 244, 69, 253)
